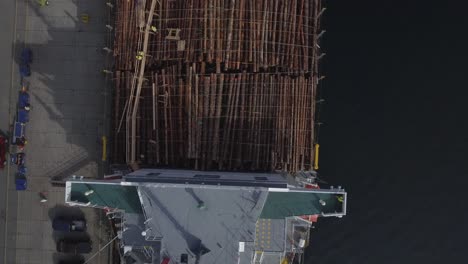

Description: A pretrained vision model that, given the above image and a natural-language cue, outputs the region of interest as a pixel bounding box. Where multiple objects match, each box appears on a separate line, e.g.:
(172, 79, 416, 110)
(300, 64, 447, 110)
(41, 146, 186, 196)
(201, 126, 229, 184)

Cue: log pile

(112, 0, 324, 173)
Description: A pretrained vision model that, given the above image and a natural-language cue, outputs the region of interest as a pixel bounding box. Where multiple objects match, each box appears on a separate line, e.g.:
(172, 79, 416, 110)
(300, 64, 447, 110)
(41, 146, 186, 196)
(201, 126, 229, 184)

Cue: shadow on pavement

(53, 253, 85, 264)
(20, 0, 110, 181)
(4, 1, 111, 263)
(48, 204, 85, 220)
(48, 204, 91, 242)
(53, 230, 91, 244)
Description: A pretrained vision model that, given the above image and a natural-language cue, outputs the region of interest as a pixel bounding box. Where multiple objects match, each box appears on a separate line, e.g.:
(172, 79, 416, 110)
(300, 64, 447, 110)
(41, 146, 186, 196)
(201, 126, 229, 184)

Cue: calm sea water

(305, 1, 468, 263)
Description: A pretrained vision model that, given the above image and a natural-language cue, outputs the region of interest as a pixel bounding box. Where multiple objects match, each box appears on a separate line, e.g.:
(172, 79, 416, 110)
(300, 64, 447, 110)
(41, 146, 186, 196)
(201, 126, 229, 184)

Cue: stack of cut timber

(111, 0, 323, 173)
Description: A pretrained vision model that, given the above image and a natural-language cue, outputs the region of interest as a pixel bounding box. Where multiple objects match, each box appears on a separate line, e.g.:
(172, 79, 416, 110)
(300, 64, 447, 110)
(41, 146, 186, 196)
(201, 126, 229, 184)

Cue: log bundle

(112, 0, 324, 173)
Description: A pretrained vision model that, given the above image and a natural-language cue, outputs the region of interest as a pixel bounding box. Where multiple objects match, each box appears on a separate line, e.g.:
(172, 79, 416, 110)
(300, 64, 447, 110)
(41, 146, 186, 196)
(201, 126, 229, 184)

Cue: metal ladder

(143, 246, 154, 260)
(253, 251, 264, 264)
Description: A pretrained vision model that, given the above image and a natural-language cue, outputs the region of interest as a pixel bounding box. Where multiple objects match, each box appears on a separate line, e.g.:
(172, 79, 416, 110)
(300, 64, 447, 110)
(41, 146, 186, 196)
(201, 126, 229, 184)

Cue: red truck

(0, 135, 7, 169)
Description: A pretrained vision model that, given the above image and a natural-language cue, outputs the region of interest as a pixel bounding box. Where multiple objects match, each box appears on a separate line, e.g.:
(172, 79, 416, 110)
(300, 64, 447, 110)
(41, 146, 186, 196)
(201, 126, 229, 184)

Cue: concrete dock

(0, 0, 112, 263)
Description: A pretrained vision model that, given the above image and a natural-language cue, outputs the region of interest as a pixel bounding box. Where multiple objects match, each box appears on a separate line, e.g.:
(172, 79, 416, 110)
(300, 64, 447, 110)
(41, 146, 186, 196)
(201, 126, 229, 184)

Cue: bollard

(102, 136, 107, 161)
(81, 14, 89, 23)
(313, 144, 320, 170)
(38, 0, 49, 6)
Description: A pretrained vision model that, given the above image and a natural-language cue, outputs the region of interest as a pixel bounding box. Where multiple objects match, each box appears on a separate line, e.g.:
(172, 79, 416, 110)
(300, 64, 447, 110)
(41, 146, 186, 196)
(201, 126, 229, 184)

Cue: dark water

(305, 1, 468, 263)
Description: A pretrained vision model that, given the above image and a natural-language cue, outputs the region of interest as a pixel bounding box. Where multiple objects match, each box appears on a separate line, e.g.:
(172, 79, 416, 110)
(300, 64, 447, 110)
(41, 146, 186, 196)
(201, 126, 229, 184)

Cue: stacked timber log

(111, 0, 324, 173)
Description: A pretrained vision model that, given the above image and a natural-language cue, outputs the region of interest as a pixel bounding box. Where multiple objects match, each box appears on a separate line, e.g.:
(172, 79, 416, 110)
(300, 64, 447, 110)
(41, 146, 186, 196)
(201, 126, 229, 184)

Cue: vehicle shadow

(48, 204, 85, 220)
(53, 253, 85, 264)
(48, 204, 91, 243)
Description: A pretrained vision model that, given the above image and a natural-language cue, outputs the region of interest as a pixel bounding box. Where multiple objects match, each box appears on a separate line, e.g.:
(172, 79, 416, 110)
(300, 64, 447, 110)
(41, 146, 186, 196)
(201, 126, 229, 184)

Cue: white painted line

(268, 187, 290, 192)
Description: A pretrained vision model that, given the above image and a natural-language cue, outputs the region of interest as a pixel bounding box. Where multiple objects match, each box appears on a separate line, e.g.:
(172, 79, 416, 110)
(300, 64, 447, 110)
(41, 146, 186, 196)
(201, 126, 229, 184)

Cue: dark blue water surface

(305, 1, 468, 263)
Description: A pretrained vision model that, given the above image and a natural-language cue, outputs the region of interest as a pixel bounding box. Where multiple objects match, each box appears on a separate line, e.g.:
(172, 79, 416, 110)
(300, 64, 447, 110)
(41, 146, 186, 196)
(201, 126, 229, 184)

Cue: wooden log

(194, 72, 200, 168)
(254, 74, 263, 169)
(178, 71, 184, 161)
(273, 74, 280, 170)
(168, 69, 174, 164)
(155, 73, 160, 164)
(268, 74, 275, 168)
(300, 76, 307, 170)
(247, 74, 255, 164)
(236, 71, 246, 167)
(264, 0, 271, 68)
(251, 74, 259, 168)
(152, 82, 156, 130)
(208, 73, 217, 165)
(187, 65, 193, 158)
(229, 74, 241, 168)
(208, 0, 214, 63)
(215, 0, 222, 73)
(162, 70, 169, 164)
(202, 0, 208, 61)
(289, 0, 297, 70)
(248, 0, 253, 64)
(213, 73, 224, 162)
(114, 71, 121, 161)
(221, 75, 234, 169)
(260, 0, 267, 67)
(301, 0, 308, 72)
(225, 0, 236, 71)
(202, 75, 210, 169)
(281, 75, 287, 170)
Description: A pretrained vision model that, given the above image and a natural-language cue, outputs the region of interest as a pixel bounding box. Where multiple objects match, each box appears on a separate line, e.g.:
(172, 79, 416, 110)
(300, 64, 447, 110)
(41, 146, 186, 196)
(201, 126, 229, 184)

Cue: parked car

(58, 257, 84, 264)
(0, 135, 7, 169)
(10, 152, 25, 166)
(56, 240, 92, 254)
(52, 217, 87, 232)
